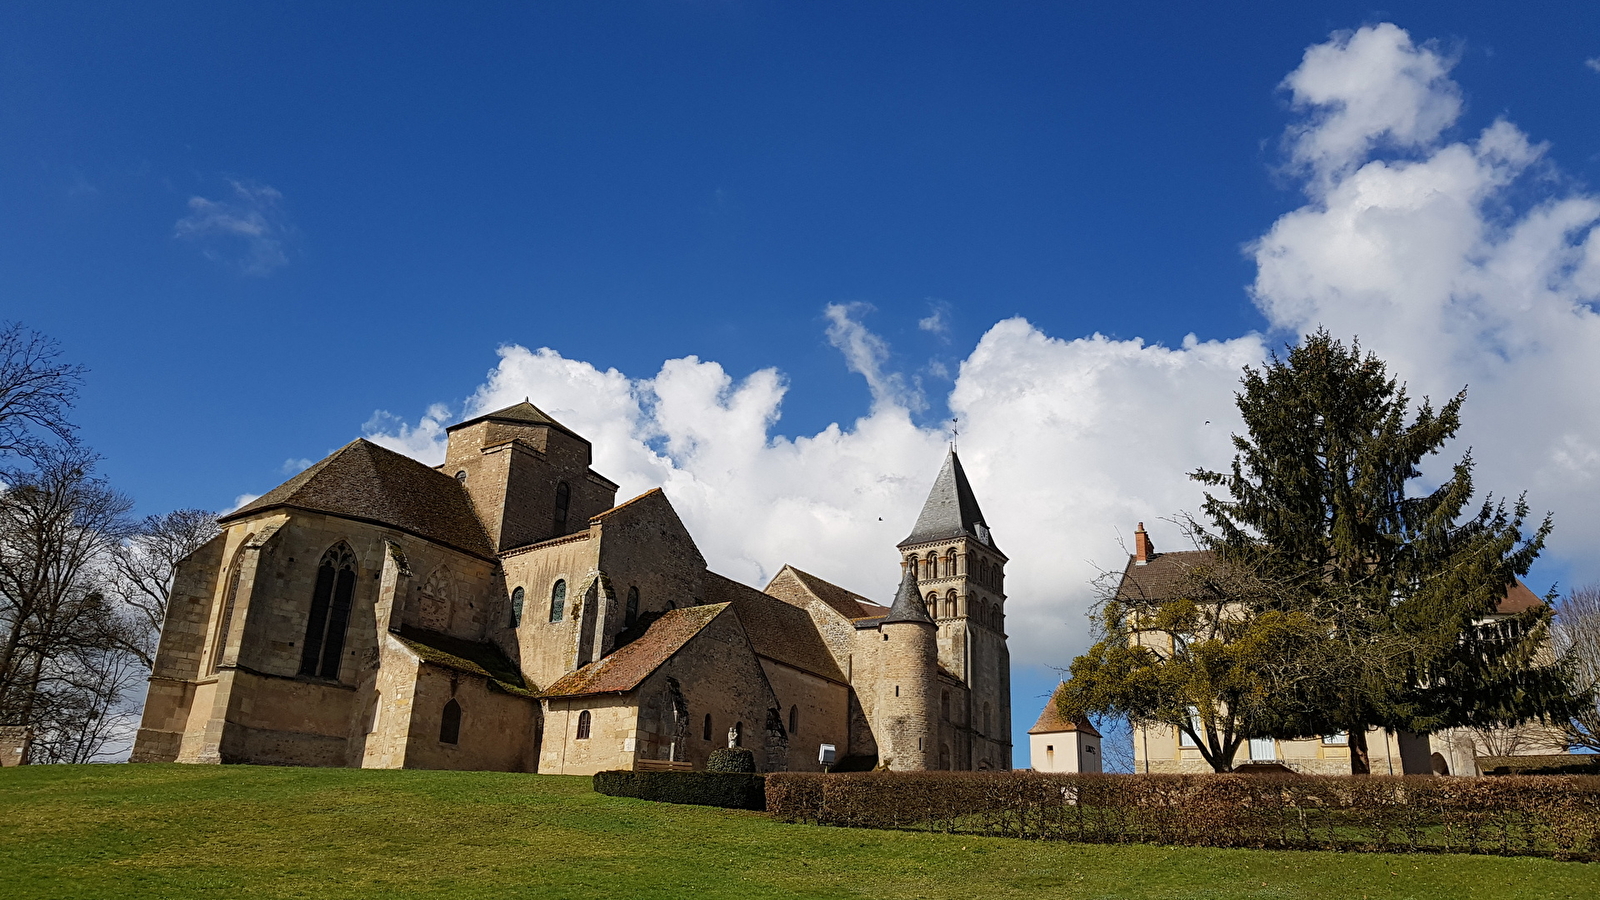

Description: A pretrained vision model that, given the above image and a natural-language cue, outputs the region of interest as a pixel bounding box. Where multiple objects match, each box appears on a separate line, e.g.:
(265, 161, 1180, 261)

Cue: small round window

(455, 470, 467, 483)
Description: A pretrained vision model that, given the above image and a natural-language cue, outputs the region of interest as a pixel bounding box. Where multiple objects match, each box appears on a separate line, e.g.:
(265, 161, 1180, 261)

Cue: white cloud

(282, 458, 314, 475)
(918, 303, 951, 337)
(1586, 57, 1600, 74)
(825, 303, 925, 412)
(174, 179, 292, 276)
(229, 493, 260, 512)
(364, 23, 1600, 671)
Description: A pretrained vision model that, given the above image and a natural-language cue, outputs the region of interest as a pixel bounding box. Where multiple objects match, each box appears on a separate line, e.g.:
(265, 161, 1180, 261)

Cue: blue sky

(7, 3, 1600, 765)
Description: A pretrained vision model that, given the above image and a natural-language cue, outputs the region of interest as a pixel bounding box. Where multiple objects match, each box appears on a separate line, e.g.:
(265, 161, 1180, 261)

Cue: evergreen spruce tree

(1193, 331, 1577, 773)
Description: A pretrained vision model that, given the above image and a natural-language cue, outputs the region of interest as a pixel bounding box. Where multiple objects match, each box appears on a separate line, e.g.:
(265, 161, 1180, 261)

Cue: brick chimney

(1134, 522, 1154, 566)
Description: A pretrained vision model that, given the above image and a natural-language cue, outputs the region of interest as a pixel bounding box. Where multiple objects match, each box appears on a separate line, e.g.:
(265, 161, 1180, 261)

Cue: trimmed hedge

(594, 770, 766, 810)
(707, 748, 756, 773)
(766, 771, 1600, 861)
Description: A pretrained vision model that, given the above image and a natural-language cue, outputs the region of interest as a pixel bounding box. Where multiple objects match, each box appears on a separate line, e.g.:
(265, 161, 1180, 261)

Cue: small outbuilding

(1028, 685, 1101, 773)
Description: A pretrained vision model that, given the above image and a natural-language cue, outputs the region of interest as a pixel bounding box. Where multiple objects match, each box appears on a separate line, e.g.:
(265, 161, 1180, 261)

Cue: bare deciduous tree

(0, 322, 85, 459)
(104, 509, 220, 669)
(1555, 584, 1600, 752)
(0, 445, 133, 759)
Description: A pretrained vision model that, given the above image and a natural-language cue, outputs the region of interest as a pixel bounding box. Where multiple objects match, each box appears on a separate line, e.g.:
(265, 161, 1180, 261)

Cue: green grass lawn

(0, 765, 1591, 900)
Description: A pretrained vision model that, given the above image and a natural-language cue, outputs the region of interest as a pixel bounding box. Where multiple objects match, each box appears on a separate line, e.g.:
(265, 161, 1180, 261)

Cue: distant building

(1117, 523, 1567, 776)
(131, 401, 1012, 773)
(1027, 686, 1101, 773)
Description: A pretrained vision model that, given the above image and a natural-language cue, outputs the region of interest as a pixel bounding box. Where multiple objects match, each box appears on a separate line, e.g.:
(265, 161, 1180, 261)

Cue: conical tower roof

(898, 449, 999, 552)
(882, 560, 934, 626)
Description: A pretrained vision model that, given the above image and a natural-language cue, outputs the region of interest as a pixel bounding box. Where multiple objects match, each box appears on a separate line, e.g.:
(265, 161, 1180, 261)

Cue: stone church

(132, 401, 1013, 774)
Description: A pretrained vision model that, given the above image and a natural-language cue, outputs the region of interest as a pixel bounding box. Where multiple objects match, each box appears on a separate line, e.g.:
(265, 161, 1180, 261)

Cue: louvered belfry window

(299, 543, 358, 679)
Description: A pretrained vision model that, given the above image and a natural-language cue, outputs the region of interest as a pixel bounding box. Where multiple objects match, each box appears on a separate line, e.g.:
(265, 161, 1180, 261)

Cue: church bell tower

(897, 449, 1012, 770)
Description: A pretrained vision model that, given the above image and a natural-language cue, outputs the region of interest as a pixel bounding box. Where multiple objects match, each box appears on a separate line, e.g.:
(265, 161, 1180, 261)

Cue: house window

(549, 579, 567, 622)
(1180, 707, 1200, 747)
(1323, 732, 1349, 745)
(703, 713, 712, 741)
(554, 481, 571, 532)
(576, 710, 592, 740)
(299, 542, 357, 680)
(440, 699, 461, 744)
(510, 587, 525, 627)
(626, 586, 639, 626)
(789, 705, 798, 735)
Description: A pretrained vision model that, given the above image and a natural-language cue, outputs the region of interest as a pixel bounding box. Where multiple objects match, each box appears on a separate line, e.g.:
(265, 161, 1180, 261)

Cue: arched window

(940, 690, 950, 721)
(210, 541, 250, 675)
(299, 543, 357, 679)
(940, 744, 951, 770)
(945, 589, 958, 618)
(554, 481, 571, 532)
(925, 592, 938, 617)
(789, 705, 798, 735)
(549, 579, 567, 622)
(455, 470, 467, 483)
(576, 709, 591, 739)
(440, 699, 462, 744)
(924, 551, 937, 579)
(510, 587, 525, 627)
(982, 702, 991, 736)
(626, 586, 640, 626)
(703, 713, 713, 741)
(732, 721, 743, 747)
(944, 548, 957, 578)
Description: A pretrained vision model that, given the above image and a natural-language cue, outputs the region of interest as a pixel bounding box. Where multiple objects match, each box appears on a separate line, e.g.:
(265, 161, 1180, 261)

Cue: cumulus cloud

(365, 23, 1600, 672)
(174, 179, 292, 275)
(918, 302, 952, 337)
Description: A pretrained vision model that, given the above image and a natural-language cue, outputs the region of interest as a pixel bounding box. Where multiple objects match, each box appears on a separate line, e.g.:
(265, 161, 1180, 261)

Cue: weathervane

(950, 416, 959, 451)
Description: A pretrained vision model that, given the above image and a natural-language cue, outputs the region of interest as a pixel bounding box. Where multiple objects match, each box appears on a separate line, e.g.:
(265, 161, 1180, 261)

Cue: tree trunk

(1348, 726, 1372, 775)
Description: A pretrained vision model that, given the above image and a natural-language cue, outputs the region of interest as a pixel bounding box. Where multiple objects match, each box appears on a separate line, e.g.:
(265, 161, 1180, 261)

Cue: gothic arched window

(549, 579, 567, 622)
(789, 705, 798, 735)
(440, 699, 461, 744)
(299, 542, 357, 680)
(703, 713, 713, 741)
(576, 709, 591, 740)
(554, 481, 571, 532)
(510, 587, 525, 627)
(626, 586, 640, 626)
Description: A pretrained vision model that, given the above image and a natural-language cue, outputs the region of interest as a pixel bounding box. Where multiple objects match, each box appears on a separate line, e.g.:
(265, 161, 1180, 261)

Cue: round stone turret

(878, 562, 939, 770)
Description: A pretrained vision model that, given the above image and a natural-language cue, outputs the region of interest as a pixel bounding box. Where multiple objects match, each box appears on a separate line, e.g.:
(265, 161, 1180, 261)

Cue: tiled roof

(394, 626, 536, 697)
(1497, 579, 1544, 614)
(447, 400, 579, 438)
(1028, 685, 1101, 736)
(1114, 550, 1220, 601)
(899, 449, 1000, 553)
(773, 566, 887, 620)
(707, 572, 845, 682)
(542, 603, 728, 698)
(1118, 549, 1544, 616)
(883, 563, 933, 625)
(221, 440, 494, 559)
(590, 487, 663, 522)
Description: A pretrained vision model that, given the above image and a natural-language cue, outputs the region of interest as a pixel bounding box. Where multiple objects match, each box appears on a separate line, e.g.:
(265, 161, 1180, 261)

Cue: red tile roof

(1028, 685, 1101, 737)
(541, 603, 728, 698)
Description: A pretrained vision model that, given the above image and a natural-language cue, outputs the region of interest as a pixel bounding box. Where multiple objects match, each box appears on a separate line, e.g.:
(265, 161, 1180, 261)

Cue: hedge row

(594, 770, 766, 811)
(765, 771, 1600, 860)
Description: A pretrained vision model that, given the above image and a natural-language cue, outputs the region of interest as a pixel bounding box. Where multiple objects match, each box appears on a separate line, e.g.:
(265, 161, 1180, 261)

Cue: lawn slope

(0, 765, 1589, 900)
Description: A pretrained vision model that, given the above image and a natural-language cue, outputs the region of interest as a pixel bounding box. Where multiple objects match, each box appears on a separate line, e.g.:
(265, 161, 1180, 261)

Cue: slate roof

(221, 439, 495, 559)
(707, 572, 845, 682)
(883, 562, 934, 625)
(1117, 549, 1544, 615)
(774, 566, 889, 620)
(1029, 684, 1102, 736)
(394, 625, 536, 698)
(541, 603, 728, 698)
(899, 449, 1001, 553)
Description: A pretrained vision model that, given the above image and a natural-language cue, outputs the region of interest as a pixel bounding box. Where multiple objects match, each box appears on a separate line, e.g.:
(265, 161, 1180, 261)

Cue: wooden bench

(634, 758, 692, 773)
